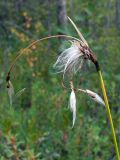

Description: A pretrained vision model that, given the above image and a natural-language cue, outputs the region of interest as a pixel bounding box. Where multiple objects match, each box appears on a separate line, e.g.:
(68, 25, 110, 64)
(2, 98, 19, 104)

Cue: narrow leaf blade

(67, 16, 89, 47)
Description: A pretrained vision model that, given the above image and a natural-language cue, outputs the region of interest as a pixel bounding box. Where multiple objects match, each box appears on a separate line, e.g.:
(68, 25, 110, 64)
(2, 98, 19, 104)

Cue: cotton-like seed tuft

(7, 81, 14, 106)
(86, 89, 105, 106)
(53, 41, 85, 78)
(69, 90, 76, 128)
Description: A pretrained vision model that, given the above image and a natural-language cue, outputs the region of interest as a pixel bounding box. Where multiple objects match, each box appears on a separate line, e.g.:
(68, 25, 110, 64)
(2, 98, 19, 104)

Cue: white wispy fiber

(86, 89, 105, 106)
(69, 90, 76, 128)
(53, 41, 84, 77)
(15, 88, 26, 99)
(7, 80, 14, 106)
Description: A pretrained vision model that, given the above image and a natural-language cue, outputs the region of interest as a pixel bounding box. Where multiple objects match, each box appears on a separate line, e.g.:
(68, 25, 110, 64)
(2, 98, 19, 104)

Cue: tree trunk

(105, 0, 112, 28)
(56, 0, 67, 31)
(116, 0, 120, 32)
(69, 0, 74, 15)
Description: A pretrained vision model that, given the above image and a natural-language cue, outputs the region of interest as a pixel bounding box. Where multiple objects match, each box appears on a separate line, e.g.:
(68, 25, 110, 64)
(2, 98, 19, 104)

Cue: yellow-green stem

(98, 70, 120, 160)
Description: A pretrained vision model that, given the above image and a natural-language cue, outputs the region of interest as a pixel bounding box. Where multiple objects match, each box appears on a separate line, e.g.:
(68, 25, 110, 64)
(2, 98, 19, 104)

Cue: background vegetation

(0, 0, 120, 159)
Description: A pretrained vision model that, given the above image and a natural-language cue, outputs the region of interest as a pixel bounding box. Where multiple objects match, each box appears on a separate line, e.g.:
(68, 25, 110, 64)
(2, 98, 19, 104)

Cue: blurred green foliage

(0, 0, 120, 159)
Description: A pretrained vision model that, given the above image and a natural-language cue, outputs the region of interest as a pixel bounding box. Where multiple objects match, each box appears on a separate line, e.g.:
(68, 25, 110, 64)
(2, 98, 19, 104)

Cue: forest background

(0, 0, 120, 159)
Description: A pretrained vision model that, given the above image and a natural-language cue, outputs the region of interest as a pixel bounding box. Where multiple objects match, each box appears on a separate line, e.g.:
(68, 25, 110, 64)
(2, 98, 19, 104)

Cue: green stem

(98, 70, 120, 160)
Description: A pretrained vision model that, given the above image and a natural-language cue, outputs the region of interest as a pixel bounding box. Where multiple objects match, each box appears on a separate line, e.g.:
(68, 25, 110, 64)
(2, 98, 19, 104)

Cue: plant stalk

(7, 34, 81, 78)
(98, 70, 120, 160)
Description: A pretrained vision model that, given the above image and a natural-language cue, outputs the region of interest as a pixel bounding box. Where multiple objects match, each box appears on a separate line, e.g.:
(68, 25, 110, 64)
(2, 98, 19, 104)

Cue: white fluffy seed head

(53, 41, 84, 78)
(86, 89, 105, 106)
(69, 90, 76, 128)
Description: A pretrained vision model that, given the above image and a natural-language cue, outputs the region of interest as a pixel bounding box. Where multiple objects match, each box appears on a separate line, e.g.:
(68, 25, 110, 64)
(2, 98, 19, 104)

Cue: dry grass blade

(67, 16, 89, 47)
(7, 35, 81, 78)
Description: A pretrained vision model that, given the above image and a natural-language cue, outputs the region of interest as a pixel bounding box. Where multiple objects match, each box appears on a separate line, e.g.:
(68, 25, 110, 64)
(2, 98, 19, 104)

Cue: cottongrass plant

(69, 81, 76, 128)
(53, 40, 85, 78)
(6, 17, 120, 160)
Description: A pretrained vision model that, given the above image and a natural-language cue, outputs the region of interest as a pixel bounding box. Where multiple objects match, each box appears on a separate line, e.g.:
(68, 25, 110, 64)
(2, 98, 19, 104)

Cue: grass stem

(98, 70, 120, 160)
